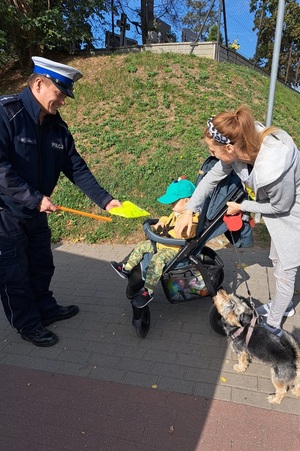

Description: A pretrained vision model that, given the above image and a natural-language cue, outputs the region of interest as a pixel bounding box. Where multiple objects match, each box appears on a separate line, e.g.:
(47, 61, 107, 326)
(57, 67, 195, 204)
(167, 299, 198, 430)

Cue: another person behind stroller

(110, 177, 199, 308)
(175, 105, 300, 336)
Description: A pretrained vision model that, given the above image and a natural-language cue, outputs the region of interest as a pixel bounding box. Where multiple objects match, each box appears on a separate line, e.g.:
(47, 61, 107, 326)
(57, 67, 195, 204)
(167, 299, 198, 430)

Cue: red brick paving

(0, 365, 299, 451)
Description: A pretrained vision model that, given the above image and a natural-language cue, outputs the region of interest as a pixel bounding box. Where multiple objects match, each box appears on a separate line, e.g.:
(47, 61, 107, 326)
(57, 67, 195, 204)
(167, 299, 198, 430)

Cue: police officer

(0, 57, 122, 347)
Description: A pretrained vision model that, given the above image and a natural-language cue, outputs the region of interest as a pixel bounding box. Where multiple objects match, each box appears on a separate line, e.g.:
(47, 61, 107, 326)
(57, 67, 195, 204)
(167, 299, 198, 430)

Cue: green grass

(1, 52, 299, 244)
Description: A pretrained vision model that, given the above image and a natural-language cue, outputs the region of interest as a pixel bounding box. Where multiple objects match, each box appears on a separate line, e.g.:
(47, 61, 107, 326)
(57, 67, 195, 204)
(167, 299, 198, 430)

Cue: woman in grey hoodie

(175, 105, 300, 336)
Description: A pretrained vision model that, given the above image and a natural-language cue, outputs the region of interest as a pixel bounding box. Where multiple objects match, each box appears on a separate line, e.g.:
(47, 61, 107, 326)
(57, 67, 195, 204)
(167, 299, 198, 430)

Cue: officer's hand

(105, 199, 122, 210)
(38, 196, 57, 214)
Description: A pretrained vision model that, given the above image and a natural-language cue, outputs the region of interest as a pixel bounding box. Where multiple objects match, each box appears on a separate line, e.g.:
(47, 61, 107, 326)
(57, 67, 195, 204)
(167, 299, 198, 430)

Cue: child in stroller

(111, 156, 253, 338)
(110, 177, 199, 308)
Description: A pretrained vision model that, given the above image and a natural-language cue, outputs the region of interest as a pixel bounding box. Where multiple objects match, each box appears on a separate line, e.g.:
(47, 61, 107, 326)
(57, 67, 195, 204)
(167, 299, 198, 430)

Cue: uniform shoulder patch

(0, 94, 23, 120)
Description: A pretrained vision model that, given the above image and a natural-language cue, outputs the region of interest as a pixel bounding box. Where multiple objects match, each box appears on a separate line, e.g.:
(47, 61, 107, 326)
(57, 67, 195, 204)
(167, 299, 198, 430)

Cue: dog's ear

(226, 311, 242, 328)
(213, 289, 230, 304)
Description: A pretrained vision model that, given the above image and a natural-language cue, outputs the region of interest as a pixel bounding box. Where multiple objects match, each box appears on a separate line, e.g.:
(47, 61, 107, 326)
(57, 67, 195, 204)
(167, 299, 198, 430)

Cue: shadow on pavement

(0, 243, 299, 450)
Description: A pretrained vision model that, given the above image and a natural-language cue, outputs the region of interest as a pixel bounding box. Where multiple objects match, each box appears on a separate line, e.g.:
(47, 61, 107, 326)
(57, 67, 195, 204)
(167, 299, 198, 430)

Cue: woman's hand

(174, 210, 193, 237)
(226, 201, 242, 215)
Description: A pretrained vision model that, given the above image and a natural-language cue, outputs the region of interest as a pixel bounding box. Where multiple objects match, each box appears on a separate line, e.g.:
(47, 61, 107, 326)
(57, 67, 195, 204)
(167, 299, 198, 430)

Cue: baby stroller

(124, 157, 253, 338)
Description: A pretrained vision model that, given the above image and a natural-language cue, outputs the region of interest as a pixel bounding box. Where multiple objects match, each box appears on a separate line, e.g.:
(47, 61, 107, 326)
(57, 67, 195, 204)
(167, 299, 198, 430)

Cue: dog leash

(228, 230, 256, 310)
(227, 230, 259, 346)
(229, 231, 272, 312)
(265, 266, 272, 303)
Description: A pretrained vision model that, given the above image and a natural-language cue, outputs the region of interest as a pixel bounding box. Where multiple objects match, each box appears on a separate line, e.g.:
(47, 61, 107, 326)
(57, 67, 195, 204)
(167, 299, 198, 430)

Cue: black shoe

(110, 261, 131, 279)
(42, 305, 79, 326)
(260, 319, 282, 337)
(21, 327, 59, 347)
(131, 288, 153, 308)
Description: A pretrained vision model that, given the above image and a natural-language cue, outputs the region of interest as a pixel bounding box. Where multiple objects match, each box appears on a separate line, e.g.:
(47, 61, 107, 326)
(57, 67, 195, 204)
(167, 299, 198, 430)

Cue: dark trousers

(0, 210, 60, 334)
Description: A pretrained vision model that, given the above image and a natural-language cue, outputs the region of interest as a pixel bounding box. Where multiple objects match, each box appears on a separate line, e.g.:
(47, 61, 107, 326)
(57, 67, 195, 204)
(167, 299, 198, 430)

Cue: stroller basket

(161, 246, 224, 303)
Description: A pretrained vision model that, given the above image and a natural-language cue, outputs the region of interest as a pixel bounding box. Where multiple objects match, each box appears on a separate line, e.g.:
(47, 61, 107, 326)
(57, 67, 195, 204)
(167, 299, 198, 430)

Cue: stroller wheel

(209, 304, 226, 336)
(132, 305, 151, 338)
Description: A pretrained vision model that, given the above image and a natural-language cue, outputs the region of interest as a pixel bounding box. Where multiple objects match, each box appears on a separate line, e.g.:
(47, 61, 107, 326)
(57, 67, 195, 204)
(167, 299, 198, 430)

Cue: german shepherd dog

(213, 289, 300, 404)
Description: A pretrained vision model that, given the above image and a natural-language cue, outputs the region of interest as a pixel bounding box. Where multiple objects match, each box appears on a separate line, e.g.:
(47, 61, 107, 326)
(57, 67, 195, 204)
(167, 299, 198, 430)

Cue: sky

(92, 0, 259, 60)
(93, 1, 300, 61)
(224, 0, 257, 59)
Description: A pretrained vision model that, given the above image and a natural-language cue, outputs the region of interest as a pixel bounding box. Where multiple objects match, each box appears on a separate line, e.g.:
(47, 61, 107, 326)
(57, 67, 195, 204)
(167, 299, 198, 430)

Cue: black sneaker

(21, 327, 59, 347)
(260, 320, 282, 337)
(110, 261, 131, 279)
(131, 288, 153, 308)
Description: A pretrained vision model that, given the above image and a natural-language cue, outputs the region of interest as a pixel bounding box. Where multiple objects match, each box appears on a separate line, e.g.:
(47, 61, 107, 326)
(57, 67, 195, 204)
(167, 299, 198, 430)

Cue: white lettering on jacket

(51, 142, 64, 149)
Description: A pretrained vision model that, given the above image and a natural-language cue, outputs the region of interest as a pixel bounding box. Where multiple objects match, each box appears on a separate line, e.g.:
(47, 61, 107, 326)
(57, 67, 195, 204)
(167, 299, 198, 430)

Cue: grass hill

(0, 52, 299, 245)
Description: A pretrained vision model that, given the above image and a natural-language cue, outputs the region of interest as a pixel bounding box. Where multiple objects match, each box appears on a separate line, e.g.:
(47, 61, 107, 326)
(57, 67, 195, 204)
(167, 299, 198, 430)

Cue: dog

(213, 289, 300, 404)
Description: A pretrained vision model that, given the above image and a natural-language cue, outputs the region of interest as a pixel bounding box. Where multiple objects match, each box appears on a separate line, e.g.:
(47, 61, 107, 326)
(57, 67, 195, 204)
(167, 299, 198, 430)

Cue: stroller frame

(125, 157, 252, 338)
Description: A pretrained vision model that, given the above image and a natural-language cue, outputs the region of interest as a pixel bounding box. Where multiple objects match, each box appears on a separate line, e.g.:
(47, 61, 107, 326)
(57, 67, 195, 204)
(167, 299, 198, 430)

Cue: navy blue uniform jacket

(0, 87, 113, 218)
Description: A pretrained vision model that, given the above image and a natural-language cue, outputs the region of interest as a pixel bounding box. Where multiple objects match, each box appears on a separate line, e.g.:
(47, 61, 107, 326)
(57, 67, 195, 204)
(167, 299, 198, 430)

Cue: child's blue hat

(157, 177, 196, 204)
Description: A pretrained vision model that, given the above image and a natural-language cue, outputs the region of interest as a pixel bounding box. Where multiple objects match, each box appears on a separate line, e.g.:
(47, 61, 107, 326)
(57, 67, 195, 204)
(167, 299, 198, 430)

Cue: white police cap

(32, 56, 83, 98)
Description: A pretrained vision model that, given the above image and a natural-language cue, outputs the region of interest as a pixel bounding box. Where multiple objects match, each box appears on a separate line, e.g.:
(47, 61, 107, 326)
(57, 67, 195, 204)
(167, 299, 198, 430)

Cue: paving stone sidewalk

(0, 242, 299, 450)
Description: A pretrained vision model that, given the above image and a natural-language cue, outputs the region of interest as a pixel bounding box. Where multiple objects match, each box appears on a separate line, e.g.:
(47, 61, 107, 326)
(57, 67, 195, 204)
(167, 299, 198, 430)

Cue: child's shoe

(110, 261, 131, 279)
(131, 288, 153, 308)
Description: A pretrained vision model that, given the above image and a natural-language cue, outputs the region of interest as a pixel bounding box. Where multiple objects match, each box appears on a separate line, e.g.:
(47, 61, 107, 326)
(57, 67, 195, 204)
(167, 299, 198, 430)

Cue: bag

(161, 246, 224, 303)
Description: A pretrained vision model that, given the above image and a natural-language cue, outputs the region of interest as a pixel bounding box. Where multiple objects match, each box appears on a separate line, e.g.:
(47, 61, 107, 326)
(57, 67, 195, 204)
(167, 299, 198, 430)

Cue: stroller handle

(143, 219, 187, 247)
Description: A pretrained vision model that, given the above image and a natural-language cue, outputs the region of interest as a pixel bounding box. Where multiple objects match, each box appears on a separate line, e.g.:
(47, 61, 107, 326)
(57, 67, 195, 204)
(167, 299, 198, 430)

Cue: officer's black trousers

(0, 210, 60, 334)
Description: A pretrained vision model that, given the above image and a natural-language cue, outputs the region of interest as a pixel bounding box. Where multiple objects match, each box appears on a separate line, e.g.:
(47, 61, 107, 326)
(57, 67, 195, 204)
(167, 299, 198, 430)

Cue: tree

(113, 0, 183, 44)
(207, 23, 223, 43)
(250, 0, 300, 88)
(0, 1, 109, 69)
(181, 0, 218, 41)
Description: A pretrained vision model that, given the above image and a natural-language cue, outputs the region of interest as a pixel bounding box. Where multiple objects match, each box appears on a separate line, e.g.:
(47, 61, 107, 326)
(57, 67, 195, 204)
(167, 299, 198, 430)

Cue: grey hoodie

(186, 124, 300, 270)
